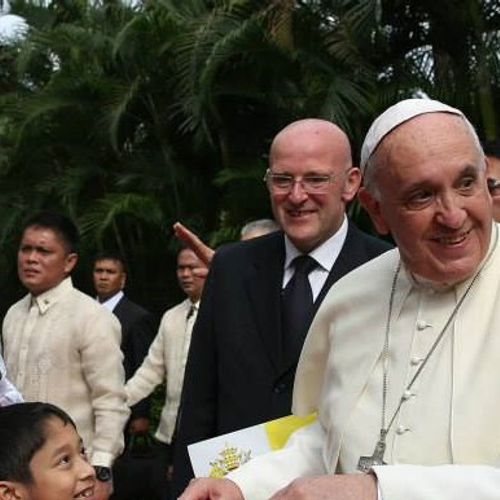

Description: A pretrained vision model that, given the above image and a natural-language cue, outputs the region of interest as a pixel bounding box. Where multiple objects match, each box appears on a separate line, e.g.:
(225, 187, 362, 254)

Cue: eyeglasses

(488, 177, 500, 197)
(264, 169, 340, 194)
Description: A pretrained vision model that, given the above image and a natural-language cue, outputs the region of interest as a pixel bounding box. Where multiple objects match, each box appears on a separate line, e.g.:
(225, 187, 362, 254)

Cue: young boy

(0, 402, 96, 500)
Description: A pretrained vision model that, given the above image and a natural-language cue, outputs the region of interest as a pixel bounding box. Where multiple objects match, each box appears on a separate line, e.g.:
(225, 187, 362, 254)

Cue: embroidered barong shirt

(126, 298, 198, 444)
(3, 277, 129, 467)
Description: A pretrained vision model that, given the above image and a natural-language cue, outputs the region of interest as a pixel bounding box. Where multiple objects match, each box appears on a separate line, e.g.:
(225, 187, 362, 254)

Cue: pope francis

(178, 98, 500, 500)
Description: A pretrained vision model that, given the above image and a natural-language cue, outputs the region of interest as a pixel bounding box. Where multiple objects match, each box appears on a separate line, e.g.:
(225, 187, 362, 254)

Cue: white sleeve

(373, 464, 500, 500)
(0, 355, 23, 406)
(228, 419, 327, 500)
(80, 310, 129, 466)
(125, 324, 166, 406)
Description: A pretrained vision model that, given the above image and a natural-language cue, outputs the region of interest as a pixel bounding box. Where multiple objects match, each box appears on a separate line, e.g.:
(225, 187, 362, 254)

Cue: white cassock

(228, 223, 500, 500)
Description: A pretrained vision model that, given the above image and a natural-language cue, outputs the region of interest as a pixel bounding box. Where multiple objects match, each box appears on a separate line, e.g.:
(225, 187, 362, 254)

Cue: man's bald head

(266, 118, 360, 253)
(270, 119, 352, 171)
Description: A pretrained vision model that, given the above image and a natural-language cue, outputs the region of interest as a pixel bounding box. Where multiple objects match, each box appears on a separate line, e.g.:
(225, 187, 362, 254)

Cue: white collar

(31, 276, 73, 314)
(283, 215, 348, 272)
(99, 290, 124, 312)
(186, 298, 200, 308)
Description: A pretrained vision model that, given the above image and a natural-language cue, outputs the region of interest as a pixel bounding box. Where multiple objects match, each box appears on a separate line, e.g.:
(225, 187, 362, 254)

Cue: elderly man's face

(361, 113, 492, 284)
(267, 120, 360, 253)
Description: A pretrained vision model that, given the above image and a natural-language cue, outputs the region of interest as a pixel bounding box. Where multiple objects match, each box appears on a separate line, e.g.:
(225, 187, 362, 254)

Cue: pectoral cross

(357, 430, 387, 473)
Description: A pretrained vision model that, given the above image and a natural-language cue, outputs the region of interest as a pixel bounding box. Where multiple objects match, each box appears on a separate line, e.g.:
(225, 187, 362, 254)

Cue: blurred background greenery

(0, 0, 499, 316)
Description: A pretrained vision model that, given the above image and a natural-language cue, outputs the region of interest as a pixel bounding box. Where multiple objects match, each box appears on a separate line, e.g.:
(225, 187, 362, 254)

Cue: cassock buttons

(402, 390, 413, 400)
(396, 425, 409, 435)
(416, 320, 428, 331)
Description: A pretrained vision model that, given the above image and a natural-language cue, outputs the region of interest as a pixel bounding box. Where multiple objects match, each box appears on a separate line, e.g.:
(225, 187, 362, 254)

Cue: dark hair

(21, 211, 80, 254)
(482, 138, 500, 159)
(177, 242, 190, 254)
(0, 402, 76, 484)
(93, 251, 127, 273)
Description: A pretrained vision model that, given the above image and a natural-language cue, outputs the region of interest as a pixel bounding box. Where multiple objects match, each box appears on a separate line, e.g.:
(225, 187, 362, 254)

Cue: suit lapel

(110, 296, 128, 346)
(294, 250, 401, 418)
(246, 224, 384, 378)
(314, 224, 359, 308)
(112, 296, 127, 320)
(244, 233, 285, 373)
(279, 224, 374, 377)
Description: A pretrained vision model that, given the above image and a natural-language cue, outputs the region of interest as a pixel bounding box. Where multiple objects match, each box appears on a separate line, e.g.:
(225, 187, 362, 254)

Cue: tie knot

(292, 255, 317, 276)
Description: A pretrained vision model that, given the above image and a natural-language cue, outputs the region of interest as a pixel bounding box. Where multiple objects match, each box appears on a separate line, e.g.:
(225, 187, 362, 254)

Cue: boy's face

(24, 417, 96, 500)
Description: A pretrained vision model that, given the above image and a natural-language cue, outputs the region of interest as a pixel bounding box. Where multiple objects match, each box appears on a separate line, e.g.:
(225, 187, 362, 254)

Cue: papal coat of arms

(208, 443, 252, 477)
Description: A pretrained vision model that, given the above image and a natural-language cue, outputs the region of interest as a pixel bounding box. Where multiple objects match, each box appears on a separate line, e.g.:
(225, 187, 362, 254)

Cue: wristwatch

(93, 466, 112, 482)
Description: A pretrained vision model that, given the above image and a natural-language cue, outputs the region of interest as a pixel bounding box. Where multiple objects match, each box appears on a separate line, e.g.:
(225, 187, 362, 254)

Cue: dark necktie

(186, 304, 196, 320)
(281, 255, 317, 364)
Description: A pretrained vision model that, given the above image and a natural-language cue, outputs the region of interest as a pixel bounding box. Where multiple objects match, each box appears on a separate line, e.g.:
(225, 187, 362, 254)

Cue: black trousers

(111, 438, 171, 500)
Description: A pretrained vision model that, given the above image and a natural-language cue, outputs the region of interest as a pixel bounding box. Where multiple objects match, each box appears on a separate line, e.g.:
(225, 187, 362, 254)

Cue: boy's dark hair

(93, 251, 128, 273)
(21, 211, 80, 254)
(0, 402, 76, 484)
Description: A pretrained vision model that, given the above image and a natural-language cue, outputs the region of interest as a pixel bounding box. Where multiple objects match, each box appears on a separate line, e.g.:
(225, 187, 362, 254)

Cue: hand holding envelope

(178, 477, 243, 500)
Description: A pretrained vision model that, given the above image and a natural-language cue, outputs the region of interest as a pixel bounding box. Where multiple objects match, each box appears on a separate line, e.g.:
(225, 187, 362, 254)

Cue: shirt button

(402, 390, 413, 400)
(274, 383, 286, 394)
(396, 425, 409, 435)
(411, 357, 422, 366)
(416, 320, 428, 331)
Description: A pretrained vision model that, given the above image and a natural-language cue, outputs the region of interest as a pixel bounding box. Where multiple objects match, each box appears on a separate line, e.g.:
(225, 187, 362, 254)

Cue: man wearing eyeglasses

(483, 139, 500, 222)
(173, 119, 392, 495)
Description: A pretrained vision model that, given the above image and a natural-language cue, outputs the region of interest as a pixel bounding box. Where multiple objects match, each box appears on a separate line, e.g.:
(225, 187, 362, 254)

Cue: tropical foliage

(0, 0, 499, 312)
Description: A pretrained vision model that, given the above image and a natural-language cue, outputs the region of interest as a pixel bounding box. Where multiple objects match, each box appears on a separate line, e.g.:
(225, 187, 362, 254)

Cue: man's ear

(358, 187, 391, 235)
(341, 167, 362, 203)
(0, 481, 27, 500)
(64, 252, 78, 275)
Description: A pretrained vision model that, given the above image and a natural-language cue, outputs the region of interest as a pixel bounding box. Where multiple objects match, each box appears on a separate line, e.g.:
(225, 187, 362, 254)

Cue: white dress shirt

(99, 290, 124, 312)
(3, 277, 129, 466)
(126, 298, 199, 443)
(283, 216, 348, 300)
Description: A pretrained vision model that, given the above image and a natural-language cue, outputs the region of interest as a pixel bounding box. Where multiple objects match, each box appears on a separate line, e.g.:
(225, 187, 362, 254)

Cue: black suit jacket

(173, 223, 392, 493)
(113, 295, 157, 420)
